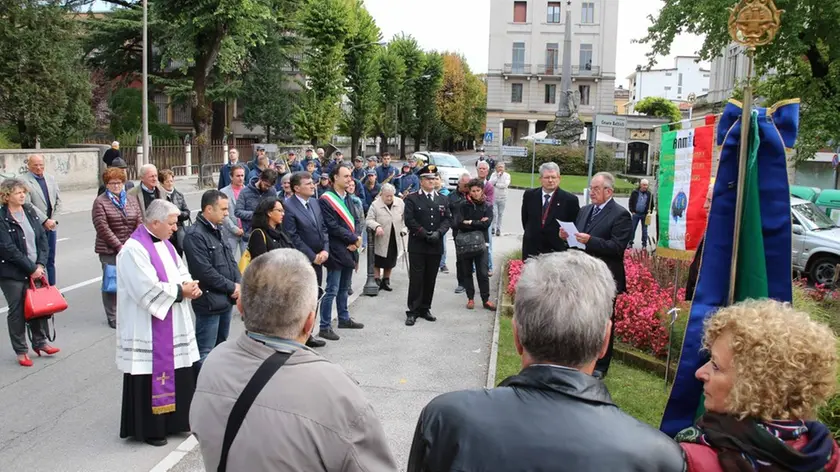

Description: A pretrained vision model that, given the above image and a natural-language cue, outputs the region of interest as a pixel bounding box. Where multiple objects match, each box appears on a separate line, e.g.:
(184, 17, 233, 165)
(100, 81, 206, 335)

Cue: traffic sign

(484, 130, 494, 142)
(535, 138, 560, 145)
(501, 145, 528, 157)
(594, 114, 628, 129)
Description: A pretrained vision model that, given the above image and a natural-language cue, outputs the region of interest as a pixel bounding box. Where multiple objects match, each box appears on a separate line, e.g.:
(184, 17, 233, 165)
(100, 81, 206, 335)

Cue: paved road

(0, 153, 648, 472)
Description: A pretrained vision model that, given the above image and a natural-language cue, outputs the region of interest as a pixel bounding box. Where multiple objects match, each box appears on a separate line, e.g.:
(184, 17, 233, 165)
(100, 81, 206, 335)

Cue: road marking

(149, 434, 199, 472)
(57, 238, 70, 242)
(0, 276, 101, 314)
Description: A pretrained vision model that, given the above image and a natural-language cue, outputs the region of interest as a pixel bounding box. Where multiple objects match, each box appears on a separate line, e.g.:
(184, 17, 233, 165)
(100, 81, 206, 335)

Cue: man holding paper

(560, 172, 632, 379)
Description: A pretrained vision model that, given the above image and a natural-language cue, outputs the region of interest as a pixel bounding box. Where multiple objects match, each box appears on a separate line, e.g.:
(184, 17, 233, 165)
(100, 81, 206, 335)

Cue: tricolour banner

(657, 125, 714, 259)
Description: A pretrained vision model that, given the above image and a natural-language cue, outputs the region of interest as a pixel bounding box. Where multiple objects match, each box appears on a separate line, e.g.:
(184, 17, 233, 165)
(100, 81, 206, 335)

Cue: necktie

(427, 193, 433, 202)
(592, 206, 602, 218)
(542, 194, 551, 212)
(305, 201, 316, 220)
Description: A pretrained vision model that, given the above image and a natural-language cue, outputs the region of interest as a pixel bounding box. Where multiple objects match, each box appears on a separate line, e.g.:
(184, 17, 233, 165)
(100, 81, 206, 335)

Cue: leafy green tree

(107, 87, 178, 139)
(342, 1, 381, 159)
(389, 34, 423, 157)
(634, 96, 682, 124)
(413, 52, 444, 151)
(435, 53, 486, 151)
(0, 1, 94, 148)
(639, 0, 840, 159)
(373, 45, 406, 152)
(293, 0, 352, 146)
(241, 33, 299, 142)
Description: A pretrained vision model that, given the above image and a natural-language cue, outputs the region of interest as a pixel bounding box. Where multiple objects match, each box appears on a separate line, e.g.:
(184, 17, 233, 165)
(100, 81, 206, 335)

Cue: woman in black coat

(247, 196, 294, 259)
(0, 178, 58, 367)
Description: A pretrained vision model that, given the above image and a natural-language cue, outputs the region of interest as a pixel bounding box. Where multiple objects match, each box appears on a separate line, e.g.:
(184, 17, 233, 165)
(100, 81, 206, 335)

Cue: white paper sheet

(557, 219, 586, 250)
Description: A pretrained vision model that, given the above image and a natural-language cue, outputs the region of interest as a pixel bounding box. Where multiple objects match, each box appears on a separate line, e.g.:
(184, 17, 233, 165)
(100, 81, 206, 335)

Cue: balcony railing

(572, 65, 601, 76)
(503, 63, 531, 75)
(536, 64, 561, 76)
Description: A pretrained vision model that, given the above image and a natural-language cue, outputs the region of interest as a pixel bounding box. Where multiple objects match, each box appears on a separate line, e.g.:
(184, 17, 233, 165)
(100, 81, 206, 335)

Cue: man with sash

(318, 165, 365, 341)
(116, 199, 202, 447)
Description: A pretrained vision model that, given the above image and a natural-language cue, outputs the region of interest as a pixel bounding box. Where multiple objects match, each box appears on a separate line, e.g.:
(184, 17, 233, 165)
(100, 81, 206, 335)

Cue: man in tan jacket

(190, 249, 397, 472)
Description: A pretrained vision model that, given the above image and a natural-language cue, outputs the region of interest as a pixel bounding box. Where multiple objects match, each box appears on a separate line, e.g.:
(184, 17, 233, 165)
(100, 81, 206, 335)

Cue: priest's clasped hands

(181, 280, 203, 300)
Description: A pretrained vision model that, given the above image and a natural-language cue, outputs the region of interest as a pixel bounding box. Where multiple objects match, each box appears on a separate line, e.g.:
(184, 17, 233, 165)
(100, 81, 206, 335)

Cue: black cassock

(403, 192, 452, 323)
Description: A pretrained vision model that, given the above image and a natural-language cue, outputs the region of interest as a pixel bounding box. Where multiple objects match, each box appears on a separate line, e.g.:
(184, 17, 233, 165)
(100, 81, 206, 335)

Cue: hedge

(510, 144, 625, 175)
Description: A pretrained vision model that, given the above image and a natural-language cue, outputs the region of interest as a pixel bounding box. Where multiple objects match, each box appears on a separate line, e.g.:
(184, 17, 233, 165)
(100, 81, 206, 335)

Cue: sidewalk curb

(485, 265, 505, 389)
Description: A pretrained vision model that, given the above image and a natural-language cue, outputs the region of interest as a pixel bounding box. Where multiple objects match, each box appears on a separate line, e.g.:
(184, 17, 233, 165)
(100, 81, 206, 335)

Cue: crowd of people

(3, 148, 840, 471)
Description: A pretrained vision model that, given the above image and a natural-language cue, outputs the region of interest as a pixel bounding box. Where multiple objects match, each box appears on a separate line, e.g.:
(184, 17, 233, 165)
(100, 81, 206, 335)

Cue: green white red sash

(320, 190, 355, 231)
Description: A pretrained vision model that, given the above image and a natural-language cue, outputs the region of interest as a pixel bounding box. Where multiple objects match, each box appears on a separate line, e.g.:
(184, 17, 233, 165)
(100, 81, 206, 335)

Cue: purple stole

(130, 226, 179, 415)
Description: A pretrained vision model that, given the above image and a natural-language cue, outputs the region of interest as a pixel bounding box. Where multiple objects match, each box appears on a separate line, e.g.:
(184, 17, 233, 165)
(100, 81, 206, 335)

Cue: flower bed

(614, 251, 689, 359)
(507, 259, 524, 296)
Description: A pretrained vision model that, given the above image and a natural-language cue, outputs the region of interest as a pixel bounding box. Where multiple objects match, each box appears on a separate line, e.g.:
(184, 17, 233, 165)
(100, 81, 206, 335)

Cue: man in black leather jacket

(407, 250, 686, 472)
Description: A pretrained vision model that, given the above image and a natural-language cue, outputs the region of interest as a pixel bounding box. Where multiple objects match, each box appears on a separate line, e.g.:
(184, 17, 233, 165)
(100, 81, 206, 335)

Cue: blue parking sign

(484, 130, 494, 142)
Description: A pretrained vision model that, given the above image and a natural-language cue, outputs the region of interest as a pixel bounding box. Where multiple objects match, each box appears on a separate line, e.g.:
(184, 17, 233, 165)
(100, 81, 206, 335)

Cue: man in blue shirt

(375, 152, 398, 186)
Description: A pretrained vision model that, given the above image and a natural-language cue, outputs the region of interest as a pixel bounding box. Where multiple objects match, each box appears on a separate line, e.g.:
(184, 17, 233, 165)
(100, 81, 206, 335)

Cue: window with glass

(512, 42, 526, 73)
(545, 84, 556, 104)
(547, 2, 562, 23)
(581, 2, 595, 23)
(512, 83, 524, 103)
(545, 43, 559, 73)
(513, 1, 527, 22)
(579, 44, 593, 70)
(579, 85, 590, 105)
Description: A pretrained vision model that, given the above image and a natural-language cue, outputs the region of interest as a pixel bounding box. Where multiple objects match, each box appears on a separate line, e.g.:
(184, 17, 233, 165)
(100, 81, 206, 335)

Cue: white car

(411, 152, 470, 190)
(791, 197, 840, 286)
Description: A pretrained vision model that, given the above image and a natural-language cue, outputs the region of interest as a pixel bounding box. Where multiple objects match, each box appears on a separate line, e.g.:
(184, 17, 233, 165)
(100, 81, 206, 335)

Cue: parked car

(411, 152, 470, 189)
(791, 197, 840, 286)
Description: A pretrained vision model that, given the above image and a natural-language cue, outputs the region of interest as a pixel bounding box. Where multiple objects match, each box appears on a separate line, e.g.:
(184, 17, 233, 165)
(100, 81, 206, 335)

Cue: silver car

(411, 152, 470, 190)
(791, 197, 840, 286)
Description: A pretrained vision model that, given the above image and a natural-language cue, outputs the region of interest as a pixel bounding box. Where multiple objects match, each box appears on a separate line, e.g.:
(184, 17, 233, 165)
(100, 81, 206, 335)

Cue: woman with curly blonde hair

(677, 299, 840, 471)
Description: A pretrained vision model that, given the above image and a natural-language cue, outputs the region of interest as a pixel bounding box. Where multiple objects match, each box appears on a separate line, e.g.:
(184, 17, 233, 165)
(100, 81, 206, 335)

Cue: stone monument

(548, 1, 585, 146)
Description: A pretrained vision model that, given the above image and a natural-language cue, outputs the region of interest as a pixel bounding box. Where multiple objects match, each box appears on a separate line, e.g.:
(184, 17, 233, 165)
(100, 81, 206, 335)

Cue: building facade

(614, 85, 630, 115)
(484, 0, 619, 154)
(626, 56, 710, 112)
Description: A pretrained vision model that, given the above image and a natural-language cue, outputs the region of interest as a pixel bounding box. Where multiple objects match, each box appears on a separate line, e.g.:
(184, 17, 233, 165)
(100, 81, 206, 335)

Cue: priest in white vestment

(116, 199, 202, 447)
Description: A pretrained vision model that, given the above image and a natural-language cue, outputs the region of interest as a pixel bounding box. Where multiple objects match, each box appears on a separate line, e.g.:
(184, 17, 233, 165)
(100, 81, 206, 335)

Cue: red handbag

(24, 277, 68, 321)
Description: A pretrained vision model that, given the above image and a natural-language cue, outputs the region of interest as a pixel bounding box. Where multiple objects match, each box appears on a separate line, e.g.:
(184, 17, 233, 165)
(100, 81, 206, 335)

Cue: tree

(342, 1, 381, 159)
(0, 1, 94, 148)
(634, 96, 682, 124)
(413, 52, 444, 152)
(389, 34, 423, 157)
(373, 45, 406, 152)
(107, 87, 178, 139)
(293, 0, 353, 146)
(435, 53, 486, 151)
(241, 33, 299, 142)
(639, 0, 840, 160)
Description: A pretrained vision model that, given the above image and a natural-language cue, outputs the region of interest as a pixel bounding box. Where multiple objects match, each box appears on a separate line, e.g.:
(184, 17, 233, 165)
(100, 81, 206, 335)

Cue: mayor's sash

(130, 226, 179, 415)
(320, 190, 355, 232)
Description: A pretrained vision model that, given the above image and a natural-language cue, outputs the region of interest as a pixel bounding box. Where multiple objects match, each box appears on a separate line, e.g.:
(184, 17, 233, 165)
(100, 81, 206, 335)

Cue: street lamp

(141, 0, 149, 171)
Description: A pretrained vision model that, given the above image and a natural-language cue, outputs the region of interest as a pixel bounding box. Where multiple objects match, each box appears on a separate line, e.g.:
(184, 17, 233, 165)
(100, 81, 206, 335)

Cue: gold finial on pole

(726, 0, 783, 305)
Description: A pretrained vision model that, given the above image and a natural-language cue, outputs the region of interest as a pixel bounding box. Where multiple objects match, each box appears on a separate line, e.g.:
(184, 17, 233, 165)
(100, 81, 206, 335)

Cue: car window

(793, 202, 836, 231)
(429, 153, 463, 168)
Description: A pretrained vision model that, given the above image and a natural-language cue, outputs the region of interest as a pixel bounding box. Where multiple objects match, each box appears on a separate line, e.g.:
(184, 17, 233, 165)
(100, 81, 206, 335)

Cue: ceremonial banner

(657, 125, 714, 259)
(660, 99, 799, 437)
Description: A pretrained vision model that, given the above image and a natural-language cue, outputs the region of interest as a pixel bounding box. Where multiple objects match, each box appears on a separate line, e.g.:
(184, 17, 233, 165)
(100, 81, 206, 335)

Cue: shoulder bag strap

(217, 351, 291, 472)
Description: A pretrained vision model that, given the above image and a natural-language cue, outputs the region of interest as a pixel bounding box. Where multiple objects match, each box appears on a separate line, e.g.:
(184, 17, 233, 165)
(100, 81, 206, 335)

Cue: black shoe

(108, 319, 116, 329)
(374, 278, 381, 287)
(454, 286, 465, 294)
(495, 230, 501, 237)
(144, 437, 168, 447)
(338, 318, 364, 329)
(439, 265, 449, 274)
(348, 288, 354, 296)
(405, 316, 416, 326)
(418, 311, 437, 322)
(320, 329, 340, 341)
(380, 278, 392, 291)
(305, 336, 326, 348)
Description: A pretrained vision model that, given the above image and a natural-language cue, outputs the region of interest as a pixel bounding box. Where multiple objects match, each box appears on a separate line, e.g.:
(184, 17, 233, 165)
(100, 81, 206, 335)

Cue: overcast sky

(363, 0, 708, 86)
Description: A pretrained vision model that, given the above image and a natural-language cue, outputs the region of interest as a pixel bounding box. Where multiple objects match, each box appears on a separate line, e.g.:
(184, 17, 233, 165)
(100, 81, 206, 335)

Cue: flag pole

(725, 0, 783, 305)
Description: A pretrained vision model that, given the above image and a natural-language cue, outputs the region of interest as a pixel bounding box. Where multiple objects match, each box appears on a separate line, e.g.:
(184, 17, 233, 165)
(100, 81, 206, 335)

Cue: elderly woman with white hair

(116, 200, 201, 447)
(365, 183, 406, 291)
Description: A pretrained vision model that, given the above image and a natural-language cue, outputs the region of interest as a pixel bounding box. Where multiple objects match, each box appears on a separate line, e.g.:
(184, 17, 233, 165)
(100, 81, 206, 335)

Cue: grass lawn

(508, 172, 636, 193)
(495, 314, 668, 428)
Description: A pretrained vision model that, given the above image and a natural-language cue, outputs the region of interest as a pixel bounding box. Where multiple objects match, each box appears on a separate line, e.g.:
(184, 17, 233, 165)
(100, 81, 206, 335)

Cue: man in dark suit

(521, 162, 580, 260)
(283, 171, 330, 348)
(560, 171, 632, 378)
(318, 165, 365, 341)
(404, 165, 452, 326)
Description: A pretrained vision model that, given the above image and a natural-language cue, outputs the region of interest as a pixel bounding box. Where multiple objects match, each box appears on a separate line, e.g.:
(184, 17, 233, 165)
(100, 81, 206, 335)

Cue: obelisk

(548, 0, 585, 145)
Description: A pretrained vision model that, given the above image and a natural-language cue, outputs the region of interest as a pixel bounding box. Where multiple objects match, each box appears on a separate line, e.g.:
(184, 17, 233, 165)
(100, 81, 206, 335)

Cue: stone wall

(0, 148, 101, 191)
